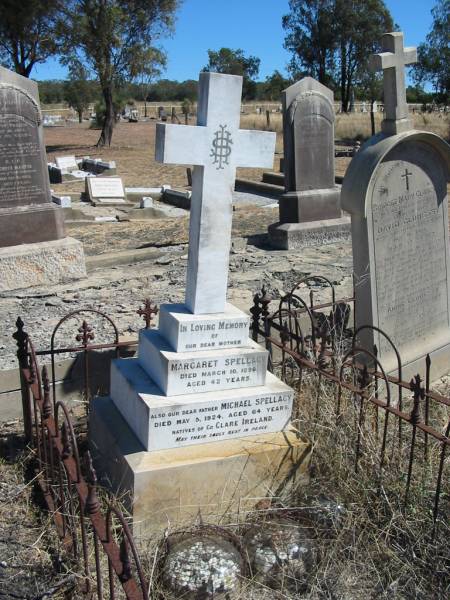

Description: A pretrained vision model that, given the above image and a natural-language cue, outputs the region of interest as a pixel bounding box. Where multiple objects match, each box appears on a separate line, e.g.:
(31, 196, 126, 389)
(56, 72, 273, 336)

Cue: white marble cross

(370, 32, 417, 135)
(155, 72, 276, 314)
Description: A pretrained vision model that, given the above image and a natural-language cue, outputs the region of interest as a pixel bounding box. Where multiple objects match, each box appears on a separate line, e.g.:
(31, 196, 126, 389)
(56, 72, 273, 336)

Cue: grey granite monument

(0, 66, 85, 291)
(89, 73, 307, 536)
(269, 77, 350, 249)
(342, 32, 450, 380)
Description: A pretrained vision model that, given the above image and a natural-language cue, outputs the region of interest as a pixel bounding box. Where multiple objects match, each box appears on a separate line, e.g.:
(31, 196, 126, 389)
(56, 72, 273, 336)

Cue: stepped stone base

(110, 358, 294, 451)
(0, 237, 86, 291)
(89, 395, 310, 539)
(268, 217, 351, 249)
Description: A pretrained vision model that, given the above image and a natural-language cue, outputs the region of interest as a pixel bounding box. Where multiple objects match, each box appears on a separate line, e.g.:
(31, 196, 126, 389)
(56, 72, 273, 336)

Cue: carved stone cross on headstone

(155, 72, 276, 314)
(370, 32, 417, 135)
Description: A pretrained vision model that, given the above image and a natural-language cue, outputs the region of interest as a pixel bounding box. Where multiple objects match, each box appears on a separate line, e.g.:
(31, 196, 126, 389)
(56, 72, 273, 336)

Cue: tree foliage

(61, 0, 179, 146)
(64, 65, 95, 122)
(0, 0, 62, 77)
(414, 0, 449, 103)
(258, 70, 291, 100)
(283, 0, 393, 110)
(283, 0, 336, 85)
(204, 47, 260, 99)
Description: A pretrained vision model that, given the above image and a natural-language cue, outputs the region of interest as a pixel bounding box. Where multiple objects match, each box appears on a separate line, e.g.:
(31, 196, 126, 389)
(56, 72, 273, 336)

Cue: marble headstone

(269, 77, 349, 249)
(90, 75, 302, 536)
(0, 66, 65, 247)
(342, 32, 450, 379)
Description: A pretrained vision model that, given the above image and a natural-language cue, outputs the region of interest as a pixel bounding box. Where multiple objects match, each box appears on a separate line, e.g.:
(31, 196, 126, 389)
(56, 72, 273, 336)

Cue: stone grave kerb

(369, 31, 418, 136)
(155, 72, 276, 315)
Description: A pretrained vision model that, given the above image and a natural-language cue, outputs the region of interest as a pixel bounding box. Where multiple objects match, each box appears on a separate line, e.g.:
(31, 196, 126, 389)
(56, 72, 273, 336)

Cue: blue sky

(32, 0, 435, 82)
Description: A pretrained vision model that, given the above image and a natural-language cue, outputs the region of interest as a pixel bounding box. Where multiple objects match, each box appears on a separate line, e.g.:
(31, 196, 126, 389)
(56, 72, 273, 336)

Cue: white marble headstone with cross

(103, 71, 295, 453)
(156, 72, 276, 315)
(343, 31, 450, 381)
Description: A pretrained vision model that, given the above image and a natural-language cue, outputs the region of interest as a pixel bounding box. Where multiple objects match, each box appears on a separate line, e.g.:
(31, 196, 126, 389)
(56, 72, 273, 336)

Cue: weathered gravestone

(90, 73, 308, 536)
(342, 32, 450, 379)
(0, 66, 86, 291)
(269, 77, 350, 249)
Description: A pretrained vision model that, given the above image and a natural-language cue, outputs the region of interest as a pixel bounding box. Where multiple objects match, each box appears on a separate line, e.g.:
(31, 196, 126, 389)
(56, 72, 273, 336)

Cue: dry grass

(131, 359, 449, 599)
(240, 111, 450, 143)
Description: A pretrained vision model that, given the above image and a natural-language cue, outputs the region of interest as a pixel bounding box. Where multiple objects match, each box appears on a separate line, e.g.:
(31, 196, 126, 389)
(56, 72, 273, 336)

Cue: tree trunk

(97, 84, 115, 147)
(340, 43, 347, 112)
(370, 98, 376, 136)
(77, 110, 83, 123)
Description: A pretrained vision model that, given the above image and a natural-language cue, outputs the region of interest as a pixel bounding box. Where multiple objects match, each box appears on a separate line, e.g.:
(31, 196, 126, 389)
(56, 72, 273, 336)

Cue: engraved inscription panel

(148, 390, 293, 450)
(0, 87, 48, 207)
(293, 95, 334, 190)
(371, 155, 449, 361)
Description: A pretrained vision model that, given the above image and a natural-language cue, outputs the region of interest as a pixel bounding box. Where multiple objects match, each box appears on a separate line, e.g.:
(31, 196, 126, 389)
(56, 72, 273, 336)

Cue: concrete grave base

(279, 187, 342, 223)
(89, 395, 310, 539)
(268, 217, 351, 249)
(0, 237, 86, 292)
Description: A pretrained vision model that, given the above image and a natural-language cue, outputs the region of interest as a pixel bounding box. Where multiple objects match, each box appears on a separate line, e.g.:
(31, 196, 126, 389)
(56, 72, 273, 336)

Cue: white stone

(87, 177, 125, 201)
(125, 187, 163, 195)
(370, 32, 417, 135)
(110, 358, 293, 451)
(140, 197, 153, 208)
(55, 155, 78, 171)
(52, 195, 71, 208)
(159, 302, 250, 352)
(155, 72, 276, 314)
(138, 330, 268, 396)
(0, 238, 86, 292)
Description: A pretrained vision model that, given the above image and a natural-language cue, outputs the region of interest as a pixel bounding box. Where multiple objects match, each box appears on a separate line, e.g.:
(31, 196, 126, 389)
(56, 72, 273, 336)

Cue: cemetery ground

(0, 115, 449, 598)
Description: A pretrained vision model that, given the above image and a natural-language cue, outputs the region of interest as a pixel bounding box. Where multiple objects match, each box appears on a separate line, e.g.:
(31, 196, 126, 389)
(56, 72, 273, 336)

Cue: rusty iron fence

(13, 301, 159, 599)
(250, 279, 450, 535)
(12, 282, 450, 595)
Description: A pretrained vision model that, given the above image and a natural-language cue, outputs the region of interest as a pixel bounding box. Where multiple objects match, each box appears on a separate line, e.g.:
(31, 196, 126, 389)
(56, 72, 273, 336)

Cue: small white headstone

(55, 155, 78, 171)
(140, 197, 153, 208)
(87, 177, 126, 203)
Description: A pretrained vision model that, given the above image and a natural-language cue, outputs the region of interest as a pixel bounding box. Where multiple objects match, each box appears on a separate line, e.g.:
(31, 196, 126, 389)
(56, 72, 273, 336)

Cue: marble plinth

(138, 330, 268, 395)
(89, 395, 310, 538)
(110, 358, 293, 450)
(159, 303, 250, 352)
(268, 217, 351, 249)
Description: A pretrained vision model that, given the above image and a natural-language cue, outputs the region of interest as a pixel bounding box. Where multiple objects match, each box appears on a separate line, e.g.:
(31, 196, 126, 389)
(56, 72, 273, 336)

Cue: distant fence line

(41, 102, 449, 120)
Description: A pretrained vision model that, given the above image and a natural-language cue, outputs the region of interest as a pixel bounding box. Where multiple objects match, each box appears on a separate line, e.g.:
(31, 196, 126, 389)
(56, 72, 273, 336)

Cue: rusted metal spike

(119, 535, 132, 582)
(85, 451, 100, 515)
(358, 364, 370, 389)
(76, 320, 95, 347)
(13, 317, 28, 367)
(409, 374, 424, 425)
(28, 352, 36, 384)
(260, 286, 271, 319)
(280, 321, 290, 346)
(42, 366, 52, 419)
(61, 422, 73, 460)
(137, 299, 159, 329)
